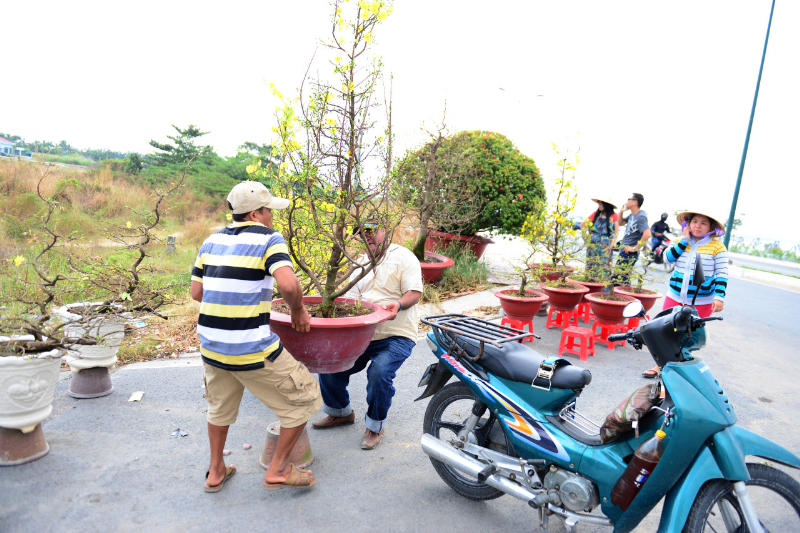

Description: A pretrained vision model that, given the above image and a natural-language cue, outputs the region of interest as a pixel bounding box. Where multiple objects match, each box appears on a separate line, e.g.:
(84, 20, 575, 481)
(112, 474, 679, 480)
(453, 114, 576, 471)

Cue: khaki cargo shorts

(203, 347, 322, 428)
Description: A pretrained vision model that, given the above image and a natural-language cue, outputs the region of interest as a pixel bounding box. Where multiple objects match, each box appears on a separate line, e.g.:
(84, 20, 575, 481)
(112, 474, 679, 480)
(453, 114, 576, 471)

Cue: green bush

(451, 131, 545, 235)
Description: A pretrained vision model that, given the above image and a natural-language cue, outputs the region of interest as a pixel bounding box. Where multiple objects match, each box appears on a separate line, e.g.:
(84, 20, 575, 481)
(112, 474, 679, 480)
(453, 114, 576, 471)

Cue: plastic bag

(599, 382, 661, 444)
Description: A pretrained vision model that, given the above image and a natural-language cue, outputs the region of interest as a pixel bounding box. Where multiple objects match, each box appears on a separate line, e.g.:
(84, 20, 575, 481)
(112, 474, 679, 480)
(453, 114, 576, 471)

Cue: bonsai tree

(518, 143, 587, 287)
(394, 107, 482, 261)
(0, 160, 182, 355)
(257, 0, 397, 318)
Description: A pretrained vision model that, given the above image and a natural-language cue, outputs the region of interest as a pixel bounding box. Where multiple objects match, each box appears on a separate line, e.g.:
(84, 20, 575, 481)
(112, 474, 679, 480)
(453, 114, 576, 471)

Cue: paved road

(1, 275, 798, 532)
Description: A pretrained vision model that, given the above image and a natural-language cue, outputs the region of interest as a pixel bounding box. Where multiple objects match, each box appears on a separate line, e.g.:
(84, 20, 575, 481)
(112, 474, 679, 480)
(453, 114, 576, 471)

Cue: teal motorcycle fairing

(424, 326, 800, 532)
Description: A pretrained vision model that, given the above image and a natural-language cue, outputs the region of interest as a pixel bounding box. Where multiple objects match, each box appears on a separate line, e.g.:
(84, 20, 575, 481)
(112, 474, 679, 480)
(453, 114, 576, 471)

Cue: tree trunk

(412, 214, 430, 262)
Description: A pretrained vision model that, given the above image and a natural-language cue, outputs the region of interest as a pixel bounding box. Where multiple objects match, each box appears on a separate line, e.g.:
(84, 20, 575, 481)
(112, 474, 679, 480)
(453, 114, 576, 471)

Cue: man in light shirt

(312, 222, 423, 450)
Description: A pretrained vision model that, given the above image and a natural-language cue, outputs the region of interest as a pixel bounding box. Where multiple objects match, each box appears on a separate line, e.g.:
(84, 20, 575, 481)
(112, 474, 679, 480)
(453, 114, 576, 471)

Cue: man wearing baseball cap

(192, 181, 322, 492)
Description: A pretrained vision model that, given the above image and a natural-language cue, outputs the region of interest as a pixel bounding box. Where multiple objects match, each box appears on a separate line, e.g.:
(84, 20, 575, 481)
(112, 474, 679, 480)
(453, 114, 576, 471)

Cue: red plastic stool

(593, 321, 626, 350)
(558, 326, 595, 361)
(501, 316, 535, 343)
(576, 301, 595, 323)
(545, 308, 578, 330)
(624, 315, 651, 332)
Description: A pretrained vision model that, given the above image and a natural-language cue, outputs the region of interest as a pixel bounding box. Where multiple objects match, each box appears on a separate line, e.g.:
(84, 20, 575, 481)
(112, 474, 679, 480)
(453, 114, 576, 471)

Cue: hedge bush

(451, 131, 544, 235)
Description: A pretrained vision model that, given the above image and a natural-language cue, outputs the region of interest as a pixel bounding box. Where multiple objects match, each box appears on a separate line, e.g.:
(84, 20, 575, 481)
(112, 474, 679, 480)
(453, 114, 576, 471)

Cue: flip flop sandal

(642, 367, 660, 379)
(263, 463, 316, 491)
(204, 464, 236, 493)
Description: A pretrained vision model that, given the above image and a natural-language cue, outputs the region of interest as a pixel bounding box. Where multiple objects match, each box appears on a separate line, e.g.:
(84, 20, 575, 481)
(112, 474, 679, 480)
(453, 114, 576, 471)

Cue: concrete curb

(728, 265, 800, 294)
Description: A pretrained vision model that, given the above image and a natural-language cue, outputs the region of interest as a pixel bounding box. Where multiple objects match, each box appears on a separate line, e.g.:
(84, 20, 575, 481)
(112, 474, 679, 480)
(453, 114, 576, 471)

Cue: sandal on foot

(642, 367, 661, 379)
(263, 463, 316, 491)
(204, 464, 236, 493)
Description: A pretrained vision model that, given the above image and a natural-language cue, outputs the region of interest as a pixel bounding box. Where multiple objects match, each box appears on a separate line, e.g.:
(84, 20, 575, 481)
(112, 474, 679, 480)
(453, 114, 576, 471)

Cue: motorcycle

(645, 233, 677, 273)
(416, 261, 800, 532)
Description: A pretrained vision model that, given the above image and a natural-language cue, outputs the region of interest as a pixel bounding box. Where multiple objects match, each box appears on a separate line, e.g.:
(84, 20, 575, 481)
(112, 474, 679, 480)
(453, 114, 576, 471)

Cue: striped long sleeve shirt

(191, 222, 293, 371)
(665, 238, 728, 305)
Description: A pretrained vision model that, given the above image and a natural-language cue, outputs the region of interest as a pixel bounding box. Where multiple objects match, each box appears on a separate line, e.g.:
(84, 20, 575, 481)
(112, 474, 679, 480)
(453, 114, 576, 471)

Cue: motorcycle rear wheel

(682, 463, 800, 532)
(423, 382, 511, 501)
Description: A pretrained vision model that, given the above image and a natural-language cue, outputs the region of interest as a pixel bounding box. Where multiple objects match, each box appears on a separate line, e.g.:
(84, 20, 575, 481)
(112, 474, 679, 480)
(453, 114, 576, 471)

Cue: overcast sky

(3, 1, 798, 244)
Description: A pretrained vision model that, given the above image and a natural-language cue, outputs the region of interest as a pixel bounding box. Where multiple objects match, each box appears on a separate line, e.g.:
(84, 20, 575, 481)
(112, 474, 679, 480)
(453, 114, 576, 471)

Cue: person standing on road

(614, 193, 651, 285)
(642, 210, 728, 378)
(312, 222, 423, 450)
(192, 181, 322, 492)
(581, 196, 618, 278)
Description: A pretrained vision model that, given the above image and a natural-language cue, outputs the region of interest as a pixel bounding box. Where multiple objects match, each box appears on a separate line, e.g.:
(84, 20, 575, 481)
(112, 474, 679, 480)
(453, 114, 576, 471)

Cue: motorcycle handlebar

(607, 332, 631, 342)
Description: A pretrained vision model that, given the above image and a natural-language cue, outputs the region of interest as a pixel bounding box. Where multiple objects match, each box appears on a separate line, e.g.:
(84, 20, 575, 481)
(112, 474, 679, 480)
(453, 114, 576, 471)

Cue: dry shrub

(180, 216, 219, 249)
(118, 297, 200, 364)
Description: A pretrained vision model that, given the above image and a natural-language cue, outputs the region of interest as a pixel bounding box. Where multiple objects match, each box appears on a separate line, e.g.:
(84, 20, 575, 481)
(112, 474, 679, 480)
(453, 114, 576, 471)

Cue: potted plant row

(0, 161, 179, 464)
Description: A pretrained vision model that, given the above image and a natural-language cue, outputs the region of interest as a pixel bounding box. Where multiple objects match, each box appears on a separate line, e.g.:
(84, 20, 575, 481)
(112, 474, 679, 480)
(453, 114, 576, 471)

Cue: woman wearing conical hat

(642, 210, 728, 378)
(581, 195, 619, 279)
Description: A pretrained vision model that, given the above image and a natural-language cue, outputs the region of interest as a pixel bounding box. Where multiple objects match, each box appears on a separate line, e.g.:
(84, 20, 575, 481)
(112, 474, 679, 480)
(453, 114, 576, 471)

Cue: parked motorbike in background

(645, 232, 677, 273)
(416, 262, 800, 532)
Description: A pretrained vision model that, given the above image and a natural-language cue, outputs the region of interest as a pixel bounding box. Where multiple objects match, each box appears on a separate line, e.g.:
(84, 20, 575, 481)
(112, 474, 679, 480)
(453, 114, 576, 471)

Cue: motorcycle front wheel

(423, 382, 511, 501)
(682, 463, 800, 532)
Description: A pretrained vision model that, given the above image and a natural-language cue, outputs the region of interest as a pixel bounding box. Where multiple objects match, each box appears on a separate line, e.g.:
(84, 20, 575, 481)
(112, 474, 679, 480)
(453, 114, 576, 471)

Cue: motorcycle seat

(454, 336, 592, 389)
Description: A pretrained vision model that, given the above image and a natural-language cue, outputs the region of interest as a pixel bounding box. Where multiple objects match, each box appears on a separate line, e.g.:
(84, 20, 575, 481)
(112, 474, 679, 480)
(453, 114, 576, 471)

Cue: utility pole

(725, 0, 775, 248)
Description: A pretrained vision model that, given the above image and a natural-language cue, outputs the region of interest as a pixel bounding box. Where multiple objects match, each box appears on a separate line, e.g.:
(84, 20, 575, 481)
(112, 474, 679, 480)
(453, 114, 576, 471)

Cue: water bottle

(610, 429, 666, 511)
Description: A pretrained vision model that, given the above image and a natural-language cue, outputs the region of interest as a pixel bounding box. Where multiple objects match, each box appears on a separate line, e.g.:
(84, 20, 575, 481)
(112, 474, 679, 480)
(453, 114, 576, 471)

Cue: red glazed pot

(424, 230, 494, 259)
(270, 297, 391, 374)
(538, 283, 589, 312)
(614, 286, 662, 314)
(420, 251, 455, 284)
(584, 293, 637, 325)
(494, 289, 549, 321)
(528, 263, 575, 282)
(566, 276, 605, 295)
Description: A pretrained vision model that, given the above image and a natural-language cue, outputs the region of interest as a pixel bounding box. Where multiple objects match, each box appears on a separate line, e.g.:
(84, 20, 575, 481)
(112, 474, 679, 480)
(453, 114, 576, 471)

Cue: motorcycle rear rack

(420, 313, 537, 349)
(558, 401, 601, 437)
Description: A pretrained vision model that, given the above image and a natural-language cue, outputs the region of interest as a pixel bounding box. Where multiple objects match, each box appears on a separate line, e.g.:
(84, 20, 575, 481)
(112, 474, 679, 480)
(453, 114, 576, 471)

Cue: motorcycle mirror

(690, 260, 706, 307)
(622, 300, 645, 319)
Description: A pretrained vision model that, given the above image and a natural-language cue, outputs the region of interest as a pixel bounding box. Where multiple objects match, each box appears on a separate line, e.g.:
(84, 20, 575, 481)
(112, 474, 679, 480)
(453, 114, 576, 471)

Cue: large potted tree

(424, 131, 545, 259)
(257, 0, 397, 373)
(519, 144, 588, 312)
(0, 162, 174, 463)
(394, 108, 482, 283)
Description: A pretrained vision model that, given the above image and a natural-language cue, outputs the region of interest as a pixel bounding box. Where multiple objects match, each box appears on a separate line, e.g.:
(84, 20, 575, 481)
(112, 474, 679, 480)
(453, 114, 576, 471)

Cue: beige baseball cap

(227, 181, 290, 214)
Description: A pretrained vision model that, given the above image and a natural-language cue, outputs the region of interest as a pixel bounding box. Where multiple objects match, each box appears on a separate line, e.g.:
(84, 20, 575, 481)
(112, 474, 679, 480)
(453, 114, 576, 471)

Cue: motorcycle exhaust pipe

(420, 434, 536, 503)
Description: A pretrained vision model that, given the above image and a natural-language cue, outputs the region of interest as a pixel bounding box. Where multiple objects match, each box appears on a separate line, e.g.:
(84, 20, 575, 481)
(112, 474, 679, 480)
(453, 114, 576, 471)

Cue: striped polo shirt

(191, 221, 293, 371)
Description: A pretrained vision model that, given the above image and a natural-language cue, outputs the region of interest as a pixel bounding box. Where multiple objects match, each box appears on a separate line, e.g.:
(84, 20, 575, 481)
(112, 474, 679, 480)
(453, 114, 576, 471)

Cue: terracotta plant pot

(528, 263, 575, 282)
(0, 345, 64, 465)
(420, 251, 455, 284)
(538, 283, 589, 312)
(494, 289, 549, 321)
(566, 276, 605, 295)
(584, 293, 638, 325)
(424, 230, 494, 259)
(270, 297, 392, 374)
(614, 286, 662, 314)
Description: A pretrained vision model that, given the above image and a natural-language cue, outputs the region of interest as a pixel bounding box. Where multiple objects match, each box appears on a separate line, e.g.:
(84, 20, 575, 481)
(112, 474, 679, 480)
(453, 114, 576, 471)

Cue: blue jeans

(318, 336, 415, 433)
(614, 250, 639, 286)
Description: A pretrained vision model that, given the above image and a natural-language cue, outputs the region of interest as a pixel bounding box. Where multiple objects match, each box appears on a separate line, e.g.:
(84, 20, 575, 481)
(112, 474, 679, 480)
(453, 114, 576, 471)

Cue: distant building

(0, 136, 32, 158)
(0, 136, 13, 156)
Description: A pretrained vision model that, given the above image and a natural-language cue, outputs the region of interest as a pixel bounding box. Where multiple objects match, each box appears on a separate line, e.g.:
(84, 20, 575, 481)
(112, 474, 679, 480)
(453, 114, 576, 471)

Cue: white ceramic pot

(0, 347, 64, 433)
(56, 302, 125, 372)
